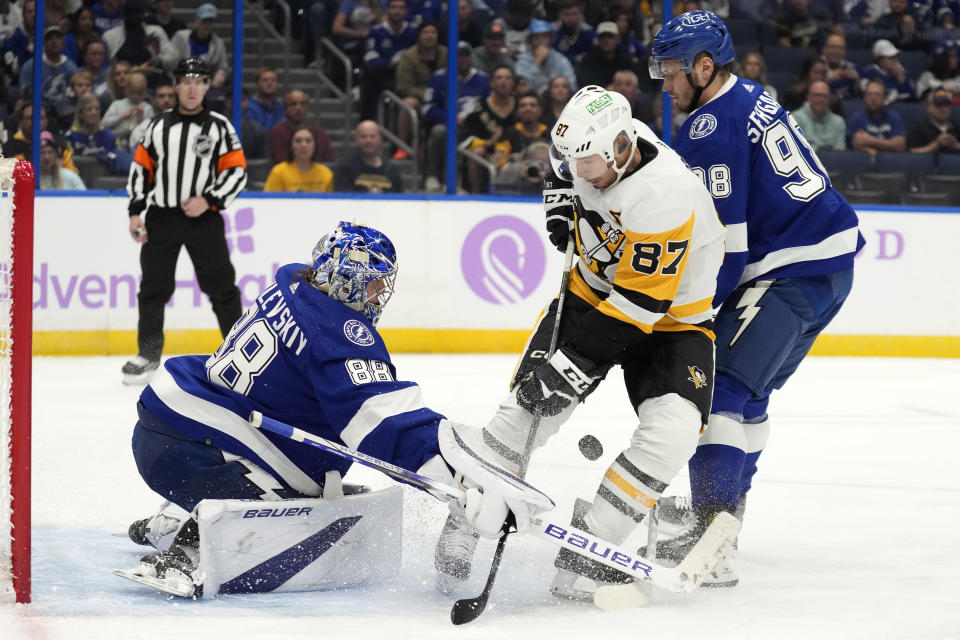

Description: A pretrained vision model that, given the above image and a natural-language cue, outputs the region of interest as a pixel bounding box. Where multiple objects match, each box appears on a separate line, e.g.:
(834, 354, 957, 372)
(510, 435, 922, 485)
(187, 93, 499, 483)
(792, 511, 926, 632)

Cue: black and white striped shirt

(127, 108, 247, 216)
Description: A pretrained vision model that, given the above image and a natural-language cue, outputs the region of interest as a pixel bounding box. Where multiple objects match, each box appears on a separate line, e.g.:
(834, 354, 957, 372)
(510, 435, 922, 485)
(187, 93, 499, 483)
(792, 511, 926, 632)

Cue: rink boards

(31, 193, 960, 357)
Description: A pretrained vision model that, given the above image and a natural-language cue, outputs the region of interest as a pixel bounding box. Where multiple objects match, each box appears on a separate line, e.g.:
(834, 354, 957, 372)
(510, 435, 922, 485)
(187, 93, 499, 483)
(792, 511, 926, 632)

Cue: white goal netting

(0, 157, 26, 603)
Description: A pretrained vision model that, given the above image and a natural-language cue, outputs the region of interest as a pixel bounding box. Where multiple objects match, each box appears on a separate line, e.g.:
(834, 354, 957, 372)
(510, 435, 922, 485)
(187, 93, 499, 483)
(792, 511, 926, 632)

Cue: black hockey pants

(137, 207, 242, 360)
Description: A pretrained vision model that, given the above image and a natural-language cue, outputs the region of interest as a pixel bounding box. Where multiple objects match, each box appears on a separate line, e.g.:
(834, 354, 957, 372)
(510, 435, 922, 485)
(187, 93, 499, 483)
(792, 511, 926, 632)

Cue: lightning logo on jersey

(730, 280, 771, 346)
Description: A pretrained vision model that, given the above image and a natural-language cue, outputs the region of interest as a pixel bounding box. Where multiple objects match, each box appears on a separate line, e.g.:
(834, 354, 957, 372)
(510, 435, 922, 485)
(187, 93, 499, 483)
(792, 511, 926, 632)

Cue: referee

(123, 57, 247, 384)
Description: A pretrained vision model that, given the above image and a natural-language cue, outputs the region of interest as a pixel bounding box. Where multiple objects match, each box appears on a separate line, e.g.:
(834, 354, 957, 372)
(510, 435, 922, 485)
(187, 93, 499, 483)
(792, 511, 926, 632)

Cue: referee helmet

(173, 57, 211, 81)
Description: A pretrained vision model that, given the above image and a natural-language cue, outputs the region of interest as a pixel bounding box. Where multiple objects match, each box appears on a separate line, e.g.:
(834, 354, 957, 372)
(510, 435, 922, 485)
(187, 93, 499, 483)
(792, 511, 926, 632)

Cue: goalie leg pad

(195, 488, 403, 596)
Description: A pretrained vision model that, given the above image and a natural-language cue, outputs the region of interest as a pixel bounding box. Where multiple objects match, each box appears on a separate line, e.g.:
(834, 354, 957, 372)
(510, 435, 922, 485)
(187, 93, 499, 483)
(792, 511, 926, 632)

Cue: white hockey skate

(434, 512, 480, 594)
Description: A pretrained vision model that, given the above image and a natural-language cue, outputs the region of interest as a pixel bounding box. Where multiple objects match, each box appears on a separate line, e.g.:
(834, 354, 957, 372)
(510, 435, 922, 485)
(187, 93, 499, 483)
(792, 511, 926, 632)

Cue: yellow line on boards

(30, 330, 960, 358)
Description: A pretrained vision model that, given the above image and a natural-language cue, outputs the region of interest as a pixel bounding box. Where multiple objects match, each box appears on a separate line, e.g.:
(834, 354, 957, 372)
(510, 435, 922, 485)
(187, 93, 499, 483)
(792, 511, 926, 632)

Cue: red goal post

(0, 158, 33, 604)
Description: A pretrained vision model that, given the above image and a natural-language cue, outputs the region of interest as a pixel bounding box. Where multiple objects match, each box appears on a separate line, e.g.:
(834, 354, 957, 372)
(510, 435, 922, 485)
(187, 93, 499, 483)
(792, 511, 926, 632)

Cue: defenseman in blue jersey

(120, 221, 551, 598)
(647, 11, 866, 586)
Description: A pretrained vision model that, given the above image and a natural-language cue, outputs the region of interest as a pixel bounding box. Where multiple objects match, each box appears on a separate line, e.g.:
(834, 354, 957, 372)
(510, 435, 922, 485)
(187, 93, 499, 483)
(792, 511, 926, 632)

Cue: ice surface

(2, 354, 959, 639)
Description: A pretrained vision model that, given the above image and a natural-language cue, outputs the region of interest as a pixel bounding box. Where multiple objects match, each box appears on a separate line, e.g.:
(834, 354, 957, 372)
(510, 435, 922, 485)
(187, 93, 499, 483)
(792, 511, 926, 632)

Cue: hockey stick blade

(592, 511, 742, 611)
(451, 519, 514, 625)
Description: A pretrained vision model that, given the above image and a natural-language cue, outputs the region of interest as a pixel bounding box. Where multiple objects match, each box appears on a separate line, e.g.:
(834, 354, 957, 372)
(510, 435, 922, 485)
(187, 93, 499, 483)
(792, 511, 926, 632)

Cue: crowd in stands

(2, 0, 960, 201)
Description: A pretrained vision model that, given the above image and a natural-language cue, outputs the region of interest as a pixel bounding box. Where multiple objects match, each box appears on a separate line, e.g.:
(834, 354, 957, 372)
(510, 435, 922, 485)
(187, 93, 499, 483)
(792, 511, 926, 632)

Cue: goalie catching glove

(437, 421, 555, 539)
(516, 347, 600, 417)
(543, 173, 575, 252)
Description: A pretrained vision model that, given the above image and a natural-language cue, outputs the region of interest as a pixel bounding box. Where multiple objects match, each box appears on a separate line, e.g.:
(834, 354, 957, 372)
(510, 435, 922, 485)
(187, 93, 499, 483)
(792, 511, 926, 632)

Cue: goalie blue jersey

(138, 263, 446, 496)
(675, 75, 866, 306)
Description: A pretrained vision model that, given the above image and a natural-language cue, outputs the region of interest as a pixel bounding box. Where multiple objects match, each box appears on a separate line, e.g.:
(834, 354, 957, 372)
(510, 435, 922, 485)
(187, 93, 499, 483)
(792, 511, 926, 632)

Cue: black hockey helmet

(173, 57, 211, 81)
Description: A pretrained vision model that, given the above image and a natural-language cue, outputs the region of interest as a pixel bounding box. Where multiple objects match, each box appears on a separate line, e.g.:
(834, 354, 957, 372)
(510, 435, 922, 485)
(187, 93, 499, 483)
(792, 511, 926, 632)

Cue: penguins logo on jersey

(343, 320, 374, 346)
(689, 114, 718, 140)
(687, 366, 708, 390)
(575, 208, 624, 279)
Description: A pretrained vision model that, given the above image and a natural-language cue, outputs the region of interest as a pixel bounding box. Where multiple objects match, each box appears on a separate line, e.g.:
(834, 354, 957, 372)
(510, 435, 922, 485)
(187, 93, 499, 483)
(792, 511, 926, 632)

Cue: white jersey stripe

(340, 386, 428, 449)
(724, 222, 748, 253)
(739, 226, 861, 285)
(150, 365, 324, 496)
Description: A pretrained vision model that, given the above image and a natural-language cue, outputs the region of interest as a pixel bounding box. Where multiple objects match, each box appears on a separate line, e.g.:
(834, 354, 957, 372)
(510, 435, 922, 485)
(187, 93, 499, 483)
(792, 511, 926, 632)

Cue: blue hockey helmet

(649, 10, 735, 80)
(310, 221, 398, 325)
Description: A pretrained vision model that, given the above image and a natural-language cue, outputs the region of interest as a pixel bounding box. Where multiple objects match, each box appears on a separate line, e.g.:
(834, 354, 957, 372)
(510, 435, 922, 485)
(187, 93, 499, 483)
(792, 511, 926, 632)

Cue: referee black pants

(137, 207, 242, 361)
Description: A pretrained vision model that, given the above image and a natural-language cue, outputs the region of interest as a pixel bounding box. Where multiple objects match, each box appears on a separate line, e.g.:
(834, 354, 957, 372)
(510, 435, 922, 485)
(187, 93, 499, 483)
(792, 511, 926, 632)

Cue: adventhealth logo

(222, 207, 255, 254)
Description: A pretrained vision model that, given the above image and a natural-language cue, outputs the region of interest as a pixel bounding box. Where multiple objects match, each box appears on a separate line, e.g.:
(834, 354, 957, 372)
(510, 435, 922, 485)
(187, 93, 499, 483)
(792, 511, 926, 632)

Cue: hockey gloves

(543, 174, 575, 252)
(515, 348, 599, 418)
(438, 421, 555, 539)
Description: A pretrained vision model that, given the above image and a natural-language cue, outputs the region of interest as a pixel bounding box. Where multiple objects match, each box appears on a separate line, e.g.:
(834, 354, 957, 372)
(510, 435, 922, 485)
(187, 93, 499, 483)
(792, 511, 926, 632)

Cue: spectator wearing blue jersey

(120, 222, 550, 598)
(861, 39, 918, 103)
(91, 0, 124, 34)
(907, 88, 960, 153)
(551, 0, 594, 64)
(19, 26, 79, 104)
(423, 41, 490, 191)
(395, 0, 443, 28)
(821, 33, 861, 102)
(849, 77, 907, 154)
(330, 0, 378, 63)
(792, 80, 847, 150)
(515, 19, 577, 95)
(359, 0, 417, 120)
(247, 67, 286, 132)
(66, 92, 132, 174)
(1, 0, 34, 84)
(648, 10, 865, 588)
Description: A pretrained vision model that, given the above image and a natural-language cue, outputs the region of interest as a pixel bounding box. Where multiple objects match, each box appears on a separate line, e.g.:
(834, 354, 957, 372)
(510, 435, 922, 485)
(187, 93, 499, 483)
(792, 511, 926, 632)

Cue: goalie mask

(549, 85, 637, 188)
(310, 222, 398, 325)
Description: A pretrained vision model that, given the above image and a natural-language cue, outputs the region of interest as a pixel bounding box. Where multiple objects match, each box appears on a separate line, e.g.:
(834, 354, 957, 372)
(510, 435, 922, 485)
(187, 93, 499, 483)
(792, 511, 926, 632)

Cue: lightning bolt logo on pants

(730, 280, 772, 346)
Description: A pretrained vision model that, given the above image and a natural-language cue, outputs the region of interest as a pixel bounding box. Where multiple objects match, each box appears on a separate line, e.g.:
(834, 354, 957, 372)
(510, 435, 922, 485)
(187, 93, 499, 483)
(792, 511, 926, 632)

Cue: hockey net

(0, 158, 33, 604)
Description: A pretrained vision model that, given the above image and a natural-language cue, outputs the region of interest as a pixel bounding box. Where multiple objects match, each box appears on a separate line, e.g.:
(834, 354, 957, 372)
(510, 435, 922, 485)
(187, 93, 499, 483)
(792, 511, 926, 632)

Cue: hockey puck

(578, 435, 603, 461)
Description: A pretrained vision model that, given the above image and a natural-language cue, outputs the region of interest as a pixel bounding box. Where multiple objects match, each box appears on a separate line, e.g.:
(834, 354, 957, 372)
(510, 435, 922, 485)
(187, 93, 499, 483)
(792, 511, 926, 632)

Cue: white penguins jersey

(568, 120, 726, 338)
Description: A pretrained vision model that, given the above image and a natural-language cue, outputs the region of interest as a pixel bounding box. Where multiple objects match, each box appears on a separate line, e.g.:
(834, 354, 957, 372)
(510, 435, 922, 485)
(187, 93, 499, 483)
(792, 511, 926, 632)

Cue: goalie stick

(248, 412, 740, 600)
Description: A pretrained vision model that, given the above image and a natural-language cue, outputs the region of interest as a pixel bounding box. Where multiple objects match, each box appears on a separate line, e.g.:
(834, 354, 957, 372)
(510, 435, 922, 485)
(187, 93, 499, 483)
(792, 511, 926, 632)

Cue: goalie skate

(114, 545, 201, 599)
(434, 513, 480, 594)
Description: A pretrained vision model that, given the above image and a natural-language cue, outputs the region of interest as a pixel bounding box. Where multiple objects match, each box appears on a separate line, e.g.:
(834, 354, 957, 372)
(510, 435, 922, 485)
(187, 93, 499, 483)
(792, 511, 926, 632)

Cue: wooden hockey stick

(452, 237, 578, 626)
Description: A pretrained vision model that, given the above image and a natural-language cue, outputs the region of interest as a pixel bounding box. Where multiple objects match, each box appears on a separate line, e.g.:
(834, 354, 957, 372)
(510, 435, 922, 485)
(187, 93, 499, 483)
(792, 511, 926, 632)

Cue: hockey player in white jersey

(434, 86, 727, 600)
(646, 10, 865, 587)
(118, 221, 553, 598)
